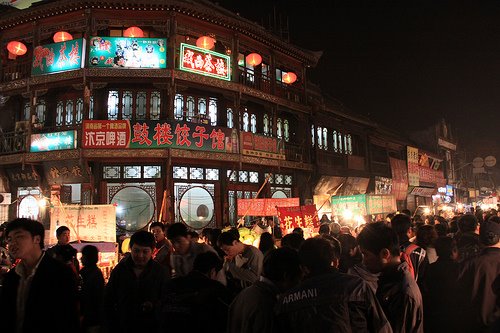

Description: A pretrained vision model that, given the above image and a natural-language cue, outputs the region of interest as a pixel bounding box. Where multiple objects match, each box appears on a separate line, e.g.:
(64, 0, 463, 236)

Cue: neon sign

(31, 39, 85, 76)
(179, 43, 231, 81)
(30, 130, 77, 152)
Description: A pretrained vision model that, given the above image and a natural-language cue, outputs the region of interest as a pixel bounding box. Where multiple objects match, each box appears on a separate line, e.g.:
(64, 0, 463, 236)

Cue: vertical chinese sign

(390, 157, 409, 200)
(31, 39, 85, 76)
(407, 146, 420, 186)
(88, 37, 167, 68)
(179, 43, 231, 81)
(49, 205, 116, 244)
(277, 205, 320, 235)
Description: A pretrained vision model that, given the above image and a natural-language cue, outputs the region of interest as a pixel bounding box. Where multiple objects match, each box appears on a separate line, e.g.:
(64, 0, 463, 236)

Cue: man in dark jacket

(358, 221, 423, 333)
(457, 217, 500, 332)
(228, 247, 302, 333)
(0, 218, 80, 333)
(104, 230, 170, 333)
(163, 251, 231, 333)
(275, 237, 392, 333)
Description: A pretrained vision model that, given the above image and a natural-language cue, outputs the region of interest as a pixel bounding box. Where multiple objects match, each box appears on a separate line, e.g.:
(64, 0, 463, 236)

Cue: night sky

(215, 0, 500, 152)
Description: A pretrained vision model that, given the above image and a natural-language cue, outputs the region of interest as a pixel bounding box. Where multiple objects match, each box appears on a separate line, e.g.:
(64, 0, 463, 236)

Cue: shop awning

(314, 176, 345, 195)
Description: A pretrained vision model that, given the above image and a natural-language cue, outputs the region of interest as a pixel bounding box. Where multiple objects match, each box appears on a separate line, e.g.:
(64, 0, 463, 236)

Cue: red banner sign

(277, 205, 320, 234)
(83, 120, 130, 148)
(179, 43, 231, 81)
(237, 198, 300, 216)
(390, 157, 409, 201)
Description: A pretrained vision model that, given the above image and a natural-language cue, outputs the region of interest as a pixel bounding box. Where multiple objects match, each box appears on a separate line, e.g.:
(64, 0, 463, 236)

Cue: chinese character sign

(82, 120, 130, 148)
(32, 39, 84, 76)
(49, 205, 116, 244)
(277, 205, 320, 235)
(88, 37, 167, 68)
(331, 195, 367, 216)
(365, 194, 397, 215)
(30, 130, 77, 152)
(83, 120, 233, 153)
(237, 198, 300, 217)
(407, 146, 420, 187)
(179, 43, 231, 81)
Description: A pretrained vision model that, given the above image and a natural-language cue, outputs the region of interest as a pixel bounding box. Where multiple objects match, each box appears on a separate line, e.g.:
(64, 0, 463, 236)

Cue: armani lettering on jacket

(282, 288, 318, 304)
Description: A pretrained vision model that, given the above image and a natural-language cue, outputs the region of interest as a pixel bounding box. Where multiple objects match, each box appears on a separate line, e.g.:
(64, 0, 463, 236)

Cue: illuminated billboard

(179, 43, 231, 81)
(88, 37, 167, 68)
(31, 39, 85, 76)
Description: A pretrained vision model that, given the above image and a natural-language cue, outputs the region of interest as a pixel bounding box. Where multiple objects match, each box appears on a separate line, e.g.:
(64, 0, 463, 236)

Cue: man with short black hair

(457, 216, 500, 332)
(358, 222, 423, 333)
(149, 221, 172, 278)
(46, 225, 80, 275)
(104, 230, 169, 333)
(0, 218, 80, 333)
(275, 237, 391, 332)
(455, 214, 481, 262)
(228, 247, 302, 333)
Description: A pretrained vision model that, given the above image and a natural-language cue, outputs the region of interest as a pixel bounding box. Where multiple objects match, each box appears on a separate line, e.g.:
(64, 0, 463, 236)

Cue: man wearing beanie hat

(457, 216, 500, 332)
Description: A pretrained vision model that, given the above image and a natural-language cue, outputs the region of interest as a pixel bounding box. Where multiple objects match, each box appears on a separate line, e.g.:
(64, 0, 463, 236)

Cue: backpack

(400, 243, 420, 280)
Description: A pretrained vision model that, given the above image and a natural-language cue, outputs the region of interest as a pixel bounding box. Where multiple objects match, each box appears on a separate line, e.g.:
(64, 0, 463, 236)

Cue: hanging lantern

(53, 31, 73, 43)
(123, 26, 144, 38)
(7, 41, 27, 59)
(246, 53, 262, 67)
(282, 72, 297, 84)
(196, 36, 215, 50)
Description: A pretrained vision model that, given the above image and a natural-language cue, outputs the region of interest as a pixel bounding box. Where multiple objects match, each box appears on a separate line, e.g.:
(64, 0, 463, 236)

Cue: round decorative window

(179, 187, 214, 229)
(272, 190, 288, 198)
(18, 195, 40, 220)
(112, 186, 155, 232)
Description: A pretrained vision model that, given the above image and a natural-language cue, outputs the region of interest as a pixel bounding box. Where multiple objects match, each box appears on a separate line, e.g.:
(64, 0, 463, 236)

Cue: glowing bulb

(343, 209, 353, 220)
(423, 208, 431, 215)
(38, 198, 47, 208)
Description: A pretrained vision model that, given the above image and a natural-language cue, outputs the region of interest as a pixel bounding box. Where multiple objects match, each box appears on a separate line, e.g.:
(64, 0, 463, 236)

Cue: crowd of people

(0, 206, 499, 333)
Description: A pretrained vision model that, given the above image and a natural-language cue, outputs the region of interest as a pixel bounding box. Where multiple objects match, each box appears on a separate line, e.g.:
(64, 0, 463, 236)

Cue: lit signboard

(31, 39, 85, 76)
(179, 43, 230, 81)
(88, 37, 167, 68)
(30, 131, 77, 152)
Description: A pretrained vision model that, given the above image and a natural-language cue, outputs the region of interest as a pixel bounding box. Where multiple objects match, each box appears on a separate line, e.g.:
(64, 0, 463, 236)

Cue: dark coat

(228, 279, 279, 333)
(80, 264, 105, 328)
(103, 255, 169, 333)
(275, 268, 392, 333)
(0, 253, 80, 333)
(457, 247, 500, 332)
(163, 271, 231, 333)
(376, 262, 424, 333)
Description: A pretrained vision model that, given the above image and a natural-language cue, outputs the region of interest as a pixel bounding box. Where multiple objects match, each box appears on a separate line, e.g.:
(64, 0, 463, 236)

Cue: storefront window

(112, 185, 155, 232)
(178, 186, 214, 230)
(18, 195, 40, 220)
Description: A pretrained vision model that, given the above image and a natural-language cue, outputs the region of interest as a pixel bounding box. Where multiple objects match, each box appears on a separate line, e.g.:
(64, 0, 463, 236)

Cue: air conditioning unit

(0, 193, 12, 205)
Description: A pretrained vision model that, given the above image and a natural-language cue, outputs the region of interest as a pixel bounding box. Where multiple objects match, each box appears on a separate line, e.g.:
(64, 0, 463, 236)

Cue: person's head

(166, 223, 191, 255)
(458, 214, 478, 234)
(188, 231, 199, 242)
(129, 230, 155, 268)
(149, 222, 166, 243)
(201, 228, 213, 244)
(390, 214, 412, 239)
(217, 230, 244, 259)
(192, 251, 222, 279)
(280, 232, 304, 251)
(357, 221, 400, 274)
(434, 223, 449, 237)
(415, 224, 438, 249)
(434, 236, 457, 261)
(479, 216, 500, 247)
(318, 223, 331, 236)
(329, 222, 341, 237)
(449, 218, 459, 234)
(292, 227, 304, 238)
(56, 226, 71, 245)
(298, 236, 340, 276)
(6, 218, 45, 260)
(263, 247, 302, 291)
(259, 232, 275, 254)
(401, 209, 412, 217)
(337, 233, 358, 257)
(81, 244, 99, 267)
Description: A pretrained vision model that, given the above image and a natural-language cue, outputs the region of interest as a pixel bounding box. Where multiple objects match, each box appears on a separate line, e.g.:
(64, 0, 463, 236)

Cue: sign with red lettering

(237, 198, 300, 216)
(277, 205, 320, 234)
(82, 120, 235, 153)
(179, 43, 231, 81)
(240, 132, 285, 160)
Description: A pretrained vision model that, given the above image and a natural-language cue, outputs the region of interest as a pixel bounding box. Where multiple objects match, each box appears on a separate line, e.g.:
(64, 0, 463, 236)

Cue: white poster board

(49, 205, 116, 244)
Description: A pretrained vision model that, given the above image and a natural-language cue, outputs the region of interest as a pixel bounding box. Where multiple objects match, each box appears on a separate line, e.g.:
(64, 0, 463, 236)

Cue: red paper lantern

(123, 26, 144, 38)
(7, 41, 27, 56)
(53, 31, 73, 43)
(282, 72, 297, 84)
(196, 36, 215, 50)
(246, 53, 262, 67)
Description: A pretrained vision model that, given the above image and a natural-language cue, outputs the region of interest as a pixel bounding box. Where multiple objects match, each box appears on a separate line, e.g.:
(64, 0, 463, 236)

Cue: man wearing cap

(457, 216, 500, 332)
